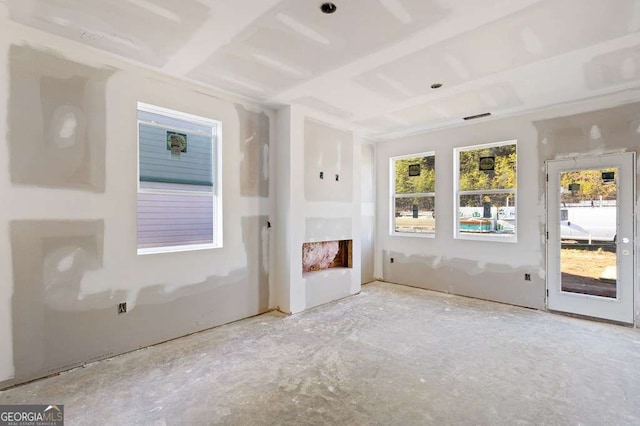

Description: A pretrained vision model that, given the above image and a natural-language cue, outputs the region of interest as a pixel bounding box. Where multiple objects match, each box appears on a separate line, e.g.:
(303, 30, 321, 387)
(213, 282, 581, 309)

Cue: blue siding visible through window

(137, 190, 214, 249)
(137, 104, 218, 252)
(139, 123, 213, 186)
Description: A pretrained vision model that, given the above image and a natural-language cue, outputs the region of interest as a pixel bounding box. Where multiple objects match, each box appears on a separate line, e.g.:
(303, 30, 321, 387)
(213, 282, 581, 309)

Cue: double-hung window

(454, 140, 517, 242)
(137, 102, 221, 254)
(391, 152, 436, 236)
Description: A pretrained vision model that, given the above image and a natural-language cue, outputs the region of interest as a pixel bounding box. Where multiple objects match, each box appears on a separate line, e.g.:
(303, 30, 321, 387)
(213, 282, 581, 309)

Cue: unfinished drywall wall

(8, 45, 112, 191)
(241, 215, 271, 313)
(0, 33, 274, 387)
(9, 215, 270, 384)
(361, 143, 375, 284)
(376, 93, 640, 321)
(304, 118, 353, 202)
(274, 106, 361, 314)
(375, 107, 545, 310)
(305, 269, 353, 308)
(305, 217, 351, 242)
(11, 220, 103, 379)
(534, 102, 640, 159)
(383, 251, 542, 309)
(236, 104, 270, 197)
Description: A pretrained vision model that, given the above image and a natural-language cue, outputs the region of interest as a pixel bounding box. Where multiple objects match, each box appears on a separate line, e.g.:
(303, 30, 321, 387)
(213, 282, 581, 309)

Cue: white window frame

(136, 102, 223, 255)
(390, 151, 436, 238)
(453, 140, 517, 243)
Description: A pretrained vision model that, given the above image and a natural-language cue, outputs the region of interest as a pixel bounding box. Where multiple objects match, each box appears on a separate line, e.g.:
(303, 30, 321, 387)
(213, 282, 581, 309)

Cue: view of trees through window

(456, 142, 517, 238)
(393, 154, 435, 234)
(391, 144, 517, 239)
(560, 169, 616, 205)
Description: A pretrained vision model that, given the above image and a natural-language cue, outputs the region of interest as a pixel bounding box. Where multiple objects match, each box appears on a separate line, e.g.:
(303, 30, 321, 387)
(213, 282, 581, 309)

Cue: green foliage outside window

(560, 169, 616, 204)
(395, 156, 435, 194)
(458, 144, 516, 191)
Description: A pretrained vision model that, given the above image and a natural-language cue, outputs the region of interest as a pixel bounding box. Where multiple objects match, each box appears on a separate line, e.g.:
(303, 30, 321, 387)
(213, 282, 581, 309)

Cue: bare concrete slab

(1, 281, 639, 425)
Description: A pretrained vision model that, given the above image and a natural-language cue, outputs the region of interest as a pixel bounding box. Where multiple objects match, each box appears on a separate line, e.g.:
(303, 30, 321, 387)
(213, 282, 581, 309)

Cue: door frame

(546, 152, 636, 324)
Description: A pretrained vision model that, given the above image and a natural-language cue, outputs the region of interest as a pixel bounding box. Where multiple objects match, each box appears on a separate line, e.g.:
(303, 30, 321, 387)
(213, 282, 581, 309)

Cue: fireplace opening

(302, 240, 352, 273)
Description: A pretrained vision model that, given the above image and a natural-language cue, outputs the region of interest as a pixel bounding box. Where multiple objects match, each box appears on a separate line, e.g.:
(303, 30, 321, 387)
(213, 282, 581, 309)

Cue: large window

(137, 102, 221, 254)
(454, 140, 517, 242)
(391, 152, 435, 236)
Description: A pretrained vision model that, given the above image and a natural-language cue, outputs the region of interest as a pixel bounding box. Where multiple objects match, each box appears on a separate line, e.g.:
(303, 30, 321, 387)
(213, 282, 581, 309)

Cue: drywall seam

(3, 18, 267, 109)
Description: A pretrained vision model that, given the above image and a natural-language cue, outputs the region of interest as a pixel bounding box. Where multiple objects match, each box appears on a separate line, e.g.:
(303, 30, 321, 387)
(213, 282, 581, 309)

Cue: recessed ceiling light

(321, 2, 337, 14)
(431, 83, 443, 89)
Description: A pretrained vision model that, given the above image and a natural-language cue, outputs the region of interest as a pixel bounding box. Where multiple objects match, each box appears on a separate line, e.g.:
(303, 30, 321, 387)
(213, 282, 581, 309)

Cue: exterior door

(547, 153, 635, 324)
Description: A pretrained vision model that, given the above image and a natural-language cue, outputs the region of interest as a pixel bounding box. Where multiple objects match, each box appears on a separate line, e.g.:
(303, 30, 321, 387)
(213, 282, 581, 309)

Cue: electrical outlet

(319, 172, 324, 179)
(524, 273, 531, 281)
(390, 257, 394, 263)
(118, 302, 127, 314)
(335, 174, 339, 181)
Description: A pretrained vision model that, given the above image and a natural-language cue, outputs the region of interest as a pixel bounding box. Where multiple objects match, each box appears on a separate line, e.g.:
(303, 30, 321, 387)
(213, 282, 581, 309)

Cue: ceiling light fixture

(431, 83, 443, 89)
(321, 2, 337, 14)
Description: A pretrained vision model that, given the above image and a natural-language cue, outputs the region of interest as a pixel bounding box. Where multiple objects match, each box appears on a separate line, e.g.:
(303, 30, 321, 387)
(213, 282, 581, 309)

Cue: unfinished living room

(0, 0, 639, 425)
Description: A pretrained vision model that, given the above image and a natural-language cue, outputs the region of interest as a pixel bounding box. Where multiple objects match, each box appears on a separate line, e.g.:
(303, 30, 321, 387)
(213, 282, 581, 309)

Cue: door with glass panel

(547, 153, 635, 323)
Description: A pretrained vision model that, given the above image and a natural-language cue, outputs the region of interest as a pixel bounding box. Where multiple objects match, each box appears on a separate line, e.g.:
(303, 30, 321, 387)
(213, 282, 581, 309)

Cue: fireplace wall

(274, 106, 362, 313)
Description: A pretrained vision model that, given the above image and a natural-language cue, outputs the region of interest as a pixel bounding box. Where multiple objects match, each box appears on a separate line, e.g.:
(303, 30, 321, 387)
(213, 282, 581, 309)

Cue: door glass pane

(559, 168, 617, 298)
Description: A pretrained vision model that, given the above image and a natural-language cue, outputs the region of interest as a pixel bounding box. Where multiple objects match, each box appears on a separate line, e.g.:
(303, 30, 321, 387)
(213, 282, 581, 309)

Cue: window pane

(395, 155, 435, 194)
(394, 196, 435, 234)
(137, 103, 218, 252)
(139, 123, 213, 186)
(459, 193, 515, 235)
(459, 144, 516, 191)
(137, 191, 214, 249)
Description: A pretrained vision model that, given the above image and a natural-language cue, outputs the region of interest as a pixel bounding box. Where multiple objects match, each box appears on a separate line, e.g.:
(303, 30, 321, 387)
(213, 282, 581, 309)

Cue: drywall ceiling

(6, 0, 640, 139)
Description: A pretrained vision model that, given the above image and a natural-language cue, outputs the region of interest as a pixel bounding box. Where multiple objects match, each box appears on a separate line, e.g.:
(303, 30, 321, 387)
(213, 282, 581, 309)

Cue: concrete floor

(2, 281, 640, 425)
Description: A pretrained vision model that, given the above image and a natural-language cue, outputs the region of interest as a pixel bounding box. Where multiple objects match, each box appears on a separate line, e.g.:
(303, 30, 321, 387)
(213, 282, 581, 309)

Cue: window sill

(137, 243, 221, 255)
(454, 233, 517, 243)
(391, 232, 435, 238)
